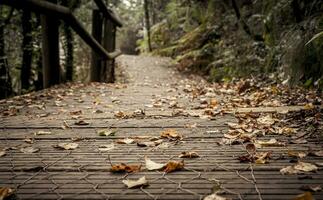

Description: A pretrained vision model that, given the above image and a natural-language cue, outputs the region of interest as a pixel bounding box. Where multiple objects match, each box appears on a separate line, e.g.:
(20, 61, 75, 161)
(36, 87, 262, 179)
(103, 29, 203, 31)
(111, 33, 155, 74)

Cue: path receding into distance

(0, 55, 322, 200)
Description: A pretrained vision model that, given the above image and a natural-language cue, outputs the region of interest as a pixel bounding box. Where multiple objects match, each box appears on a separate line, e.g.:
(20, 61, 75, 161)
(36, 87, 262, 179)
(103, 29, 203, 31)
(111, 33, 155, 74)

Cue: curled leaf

(280, 162, 318, 175)
(145, 157, 165, 170)
(116, 138, 135, 144)
(122, 176, 148, 189)
(0, 151, 6, 157)
(54, 143, 78, 150)
(179, 151, 200, 158)
(97, 129, 117, 136)
(110, 163, 141, 173)
(0, 187, 14, 200)
(164, 160, 184, 173)
(20, 147, 40, 154)
(160, 129, 182, 140)
(74, 120, 90, 125)
(98, 144, 115, 152)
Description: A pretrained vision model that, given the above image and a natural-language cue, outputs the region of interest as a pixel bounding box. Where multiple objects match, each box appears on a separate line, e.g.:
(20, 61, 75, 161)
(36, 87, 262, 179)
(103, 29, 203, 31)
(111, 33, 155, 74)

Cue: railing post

(41, 0, 60, 88)
(102, 17, 116, 82)
(90, 9, 103, 82)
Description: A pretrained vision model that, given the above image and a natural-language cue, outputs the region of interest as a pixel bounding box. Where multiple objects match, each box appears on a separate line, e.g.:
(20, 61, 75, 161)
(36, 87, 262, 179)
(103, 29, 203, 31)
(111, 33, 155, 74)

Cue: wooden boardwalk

(0, 55, 322, 200)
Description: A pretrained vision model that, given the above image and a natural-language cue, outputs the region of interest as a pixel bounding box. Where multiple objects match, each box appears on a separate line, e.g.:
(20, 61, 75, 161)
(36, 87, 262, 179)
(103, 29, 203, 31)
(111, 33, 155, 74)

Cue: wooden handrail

(1, 0, 120, 60)
(93, 0, 123, 27)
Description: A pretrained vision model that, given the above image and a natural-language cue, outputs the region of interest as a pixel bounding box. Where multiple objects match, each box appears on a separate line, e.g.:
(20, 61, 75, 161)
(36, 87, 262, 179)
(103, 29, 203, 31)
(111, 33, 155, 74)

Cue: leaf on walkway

(110, 163, 141, 173)
(203, 193, 229, 200)
(24, 137, 34, 144)
(0, 187, 14, 200)
(300, 185, 322, 192)
(70, 110, 82, 115)
(280, 162, 318, 175)
(246, 143, 256, 154)
(255, 138, 285, 147)
(114, 111, 126, 118)
(288, 150, 307, 159)
(255, 152, 272, 164)
(291, 139, 308, 144)
(98, 144, 115, 152)
(145, 157, 165, 170)
(74, 120, 90, 125)
(34, 131, 52, 135)
(122, 176, 148, 189)
(294, 162, 318, 172)
(257, 115, 276, 126)
(20, 147, 40, 153)
(0, 151, 6, 157)
(54, 143, 78, 150)
(116, 138, 135, 144)
(179, 151, 200, 158)
(160, 129, 182, 140)
(97, 129, 117, 136)
(164, 160, 184, 173)
(292, 192, 313, 200)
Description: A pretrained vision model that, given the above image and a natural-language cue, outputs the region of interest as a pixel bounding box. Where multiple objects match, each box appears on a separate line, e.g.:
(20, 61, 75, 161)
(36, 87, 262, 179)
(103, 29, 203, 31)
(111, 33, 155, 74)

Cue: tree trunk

(41, 0, 60, 88)
(231, 0, 252, 36)
(0, 6, 13, 99)
(90, 9, 103, 82)
(35, 14, 43, 90)
(21, 10, 33, 91)
(144, 0, 152, 52)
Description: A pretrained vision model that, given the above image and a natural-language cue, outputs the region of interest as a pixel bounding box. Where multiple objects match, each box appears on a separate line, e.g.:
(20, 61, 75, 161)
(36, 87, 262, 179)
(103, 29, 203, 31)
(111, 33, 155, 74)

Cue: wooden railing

(1, 0, 122, 88)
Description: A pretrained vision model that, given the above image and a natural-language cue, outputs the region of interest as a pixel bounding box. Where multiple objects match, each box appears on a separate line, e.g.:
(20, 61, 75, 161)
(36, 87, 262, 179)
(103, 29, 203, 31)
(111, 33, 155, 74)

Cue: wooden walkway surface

(0, 55, 322, 200)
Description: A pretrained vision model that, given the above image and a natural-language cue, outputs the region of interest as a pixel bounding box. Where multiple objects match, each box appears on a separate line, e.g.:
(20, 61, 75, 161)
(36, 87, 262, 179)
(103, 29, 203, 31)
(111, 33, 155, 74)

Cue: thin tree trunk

(21, 10, 33, 91)
(0, 7, 13, 99)
(35, 14, 43, 90)
(231, 0, 252, 36)
(144, 0, 152, 52)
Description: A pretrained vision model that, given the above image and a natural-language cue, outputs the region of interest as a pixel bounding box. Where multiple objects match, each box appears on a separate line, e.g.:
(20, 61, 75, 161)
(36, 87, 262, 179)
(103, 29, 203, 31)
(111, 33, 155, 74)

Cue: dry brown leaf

(0, 151, 6, 157)
(164, 160, 184, 173)
(257, 115, 276, 126)
(309, 150, 323, 157)
(145, 157, 165, 170)
(255, 138, 285, 147)
(122, 176, 148, 188)
(255, 152, 272, 164)
(116, 138, 135, 144)
(179, 151, 200, 158)
(98, 144, 115, 152)
(246, 143, 256, 154)
(74, 120, 90, 125)
(0, 187, 14, 200)
(110, 163, 141, 173)
(160, 129, 182, 140)
(292, 192, 313, 200)
(288, 150, 307, 159)
(204, 193, 229, 200)
(54, 143, 78, 150)
(24, 137, 34, 144)
(97, 129, 117, 136)
(20, 147, 40, 153)
(280, 162, 318, 175)
(34, 131, 52, 136)
(70, 110, 82, 115)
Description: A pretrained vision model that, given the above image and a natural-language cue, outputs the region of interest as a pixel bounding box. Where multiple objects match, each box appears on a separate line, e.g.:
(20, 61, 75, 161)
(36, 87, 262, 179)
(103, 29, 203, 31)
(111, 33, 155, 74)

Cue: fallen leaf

(255, 152, 272, 164)
(114, 111, 126, 118)
(294, 162, 318, 172)
(0, 151, 6, 157)
(291, 139, 308, 144)
(110, 163, 141, 173)
(300, 185, 322, 192)
(74, 120, 90, 125)
(34, 131, 52, 136)
(20, 147, 40, 153)
(54, 143, 78, 150)
(257, 115, 276, 126)
(204, 193, 229, 200)
(255, 138, 285, 147)
(160, 129, 182, 140)
(179, 151, 200, 158)
(97, 129, 117, 136)
(116, 138, 135, 144)
(0, 187, 14, 200)
(280, 162, 318, 175)
(246, 143, 256, 154)
(24, 137, 34, 144)
(98, 144, 115, 152)
(292, 192, 313, 200)
(164, 160, 184, 173)
(288, 150, 307, 159)
(145, 157, 165, 170)
(122, 176, 148, 189)
(70, 110, 82, 115)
